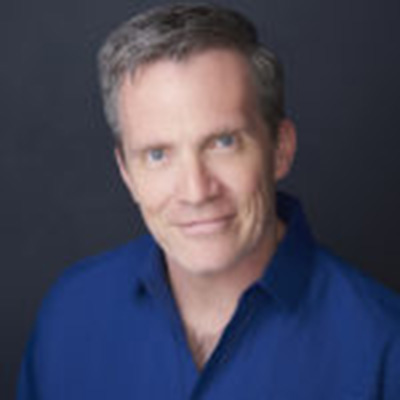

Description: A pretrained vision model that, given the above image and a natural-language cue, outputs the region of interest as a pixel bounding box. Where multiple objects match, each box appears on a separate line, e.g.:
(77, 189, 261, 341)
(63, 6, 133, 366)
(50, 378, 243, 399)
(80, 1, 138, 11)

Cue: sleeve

(383, 334, 400, 399)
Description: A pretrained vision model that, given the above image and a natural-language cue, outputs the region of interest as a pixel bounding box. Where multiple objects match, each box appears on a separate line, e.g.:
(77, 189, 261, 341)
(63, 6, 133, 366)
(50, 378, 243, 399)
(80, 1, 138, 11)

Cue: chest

(186, 327, 223, 370)
(44, 292, 384, 400)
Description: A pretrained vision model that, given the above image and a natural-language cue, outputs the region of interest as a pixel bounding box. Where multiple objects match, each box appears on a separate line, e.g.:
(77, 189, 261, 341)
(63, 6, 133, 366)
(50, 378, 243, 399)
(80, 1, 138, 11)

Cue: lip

(176, 215, 234, 235)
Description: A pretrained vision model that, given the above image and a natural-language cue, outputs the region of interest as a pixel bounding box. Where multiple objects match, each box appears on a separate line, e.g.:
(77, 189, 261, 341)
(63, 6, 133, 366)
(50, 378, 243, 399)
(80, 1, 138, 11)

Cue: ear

(114, 146, 138, 202)
(273, 119, 297, 181)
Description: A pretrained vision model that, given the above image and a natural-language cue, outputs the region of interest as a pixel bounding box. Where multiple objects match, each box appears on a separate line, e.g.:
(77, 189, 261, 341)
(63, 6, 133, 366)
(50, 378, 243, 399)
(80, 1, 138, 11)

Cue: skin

(116, 49, 296, 368)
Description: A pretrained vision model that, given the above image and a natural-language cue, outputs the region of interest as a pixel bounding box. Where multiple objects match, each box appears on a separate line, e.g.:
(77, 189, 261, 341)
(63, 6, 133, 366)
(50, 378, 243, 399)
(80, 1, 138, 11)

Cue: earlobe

(274, 119, 297, 181)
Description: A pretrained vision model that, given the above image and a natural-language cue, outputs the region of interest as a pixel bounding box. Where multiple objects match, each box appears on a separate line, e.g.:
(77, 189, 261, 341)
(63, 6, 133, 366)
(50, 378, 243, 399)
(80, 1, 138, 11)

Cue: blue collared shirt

(18, 194, 400, 399)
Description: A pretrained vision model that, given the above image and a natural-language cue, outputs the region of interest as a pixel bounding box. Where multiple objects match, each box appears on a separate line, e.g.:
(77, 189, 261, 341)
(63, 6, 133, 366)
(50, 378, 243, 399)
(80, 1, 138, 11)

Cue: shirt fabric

(17, 193, 400, 399)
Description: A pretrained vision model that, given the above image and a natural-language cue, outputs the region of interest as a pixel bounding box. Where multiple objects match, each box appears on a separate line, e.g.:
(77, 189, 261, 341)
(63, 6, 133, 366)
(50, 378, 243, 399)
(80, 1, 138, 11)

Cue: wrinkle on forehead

(117, 49, 266, 149)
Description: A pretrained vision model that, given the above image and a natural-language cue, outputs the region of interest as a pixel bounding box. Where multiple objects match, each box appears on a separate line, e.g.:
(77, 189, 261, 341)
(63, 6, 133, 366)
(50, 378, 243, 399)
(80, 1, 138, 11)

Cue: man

(18, 4, 400, 399)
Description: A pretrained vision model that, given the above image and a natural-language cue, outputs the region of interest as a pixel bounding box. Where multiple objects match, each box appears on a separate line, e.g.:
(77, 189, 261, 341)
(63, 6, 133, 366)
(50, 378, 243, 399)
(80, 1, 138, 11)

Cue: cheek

(130, 170, 174, 213)
(225, 156, 275, 227)
(223, 154, 269, 200)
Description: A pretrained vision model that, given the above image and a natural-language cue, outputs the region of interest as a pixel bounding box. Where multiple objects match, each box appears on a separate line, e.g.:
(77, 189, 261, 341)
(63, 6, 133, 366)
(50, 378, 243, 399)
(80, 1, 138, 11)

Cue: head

(97, 4, 296, 277)
(98, 3, 285, 146)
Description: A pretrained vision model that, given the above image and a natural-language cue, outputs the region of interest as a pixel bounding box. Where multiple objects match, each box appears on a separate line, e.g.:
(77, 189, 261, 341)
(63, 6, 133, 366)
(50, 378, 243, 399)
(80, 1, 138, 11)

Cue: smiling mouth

(177, 215, 234, 236)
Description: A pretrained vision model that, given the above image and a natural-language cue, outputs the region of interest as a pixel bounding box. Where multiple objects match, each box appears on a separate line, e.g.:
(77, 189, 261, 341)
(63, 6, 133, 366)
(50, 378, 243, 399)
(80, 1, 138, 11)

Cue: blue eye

(216, 134, 235, 148)
(147, 148, 165, 162)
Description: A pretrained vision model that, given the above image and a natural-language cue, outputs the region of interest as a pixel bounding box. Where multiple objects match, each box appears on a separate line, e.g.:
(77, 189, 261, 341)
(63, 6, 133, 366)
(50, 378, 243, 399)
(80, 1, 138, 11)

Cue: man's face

(116, 49, 295, 276)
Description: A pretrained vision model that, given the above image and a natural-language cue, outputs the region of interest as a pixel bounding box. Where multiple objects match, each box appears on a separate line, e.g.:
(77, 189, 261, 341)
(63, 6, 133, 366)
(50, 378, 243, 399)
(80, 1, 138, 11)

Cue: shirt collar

(134, 238, 170, 300)
(255, 192, 316, 310)
(135, 192, 316, 310)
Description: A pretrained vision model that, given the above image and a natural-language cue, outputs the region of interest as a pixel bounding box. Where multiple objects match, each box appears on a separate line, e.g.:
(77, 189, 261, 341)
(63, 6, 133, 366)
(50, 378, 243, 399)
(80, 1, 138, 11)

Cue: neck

(166, 218, 285, 368)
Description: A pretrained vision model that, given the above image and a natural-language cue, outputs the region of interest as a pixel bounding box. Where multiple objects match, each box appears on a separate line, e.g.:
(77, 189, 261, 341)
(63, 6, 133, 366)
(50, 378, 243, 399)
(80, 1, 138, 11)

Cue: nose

(177, 153, 220, 205)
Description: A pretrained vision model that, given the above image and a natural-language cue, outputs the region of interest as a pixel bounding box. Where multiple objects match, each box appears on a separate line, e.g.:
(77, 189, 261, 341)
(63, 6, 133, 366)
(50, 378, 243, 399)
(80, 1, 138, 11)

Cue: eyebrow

(204, 124, 257, 143)
(200, 128, 242, 147)
(123, 142, 170, 161)
(201, 124, 256, 147)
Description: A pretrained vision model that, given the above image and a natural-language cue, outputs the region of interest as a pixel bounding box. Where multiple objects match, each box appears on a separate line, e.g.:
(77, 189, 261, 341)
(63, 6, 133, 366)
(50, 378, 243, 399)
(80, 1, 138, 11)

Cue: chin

(152, 221, 264, 276)
(166, 242, 246, 277)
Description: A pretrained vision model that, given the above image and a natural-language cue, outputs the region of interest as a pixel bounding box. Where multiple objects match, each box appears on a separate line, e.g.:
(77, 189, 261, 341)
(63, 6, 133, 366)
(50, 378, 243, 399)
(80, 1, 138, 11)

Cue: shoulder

(54, 234, 153, 286)
(19, 235, 158, 393)
(306, 246, 400, 395)
(312, 245, 400, 335)
(35, 234, 155, 330)
(49, 234, 153, 293)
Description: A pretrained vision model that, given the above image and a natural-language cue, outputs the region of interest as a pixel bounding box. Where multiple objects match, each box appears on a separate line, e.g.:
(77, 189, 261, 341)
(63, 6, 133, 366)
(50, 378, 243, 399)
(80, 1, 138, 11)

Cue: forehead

(117, 49, 261, 144)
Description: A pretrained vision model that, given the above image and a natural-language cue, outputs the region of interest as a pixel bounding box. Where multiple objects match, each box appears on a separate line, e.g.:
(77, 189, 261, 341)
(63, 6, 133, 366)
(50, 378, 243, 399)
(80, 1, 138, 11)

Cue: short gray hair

(98, 3, 285, 143)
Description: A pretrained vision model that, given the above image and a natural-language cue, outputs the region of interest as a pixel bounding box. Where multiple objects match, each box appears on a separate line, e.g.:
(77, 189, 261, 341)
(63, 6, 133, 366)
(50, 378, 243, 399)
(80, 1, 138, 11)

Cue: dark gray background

(1, 0, 399, 398)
